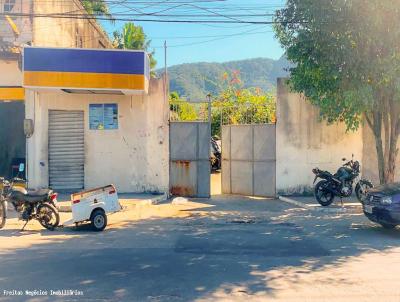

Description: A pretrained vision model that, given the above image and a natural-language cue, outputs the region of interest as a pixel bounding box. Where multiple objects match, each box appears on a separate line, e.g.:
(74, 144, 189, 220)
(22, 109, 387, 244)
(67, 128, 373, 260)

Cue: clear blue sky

(103, 0, 285, 67)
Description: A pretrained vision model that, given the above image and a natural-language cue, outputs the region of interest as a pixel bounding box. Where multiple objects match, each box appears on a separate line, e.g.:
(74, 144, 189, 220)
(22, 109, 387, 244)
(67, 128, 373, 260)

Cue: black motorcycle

(0, 177, 60, 231)
(312, 155, 373, 206)
(211, 137, 221, 171)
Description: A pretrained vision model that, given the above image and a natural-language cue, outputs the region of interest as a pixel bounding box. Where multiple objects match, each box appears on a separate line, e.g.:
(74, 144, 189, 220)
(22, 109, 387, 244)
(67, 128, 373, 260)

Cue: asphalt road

(0, 195, 399, 302)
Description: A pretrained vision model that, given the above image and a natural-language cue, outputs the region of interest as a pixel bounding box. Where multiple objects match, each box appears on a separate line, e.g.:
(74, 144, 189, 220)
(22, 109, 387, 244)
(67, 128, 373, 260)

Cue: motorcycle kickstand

(20, 220, 29, 231)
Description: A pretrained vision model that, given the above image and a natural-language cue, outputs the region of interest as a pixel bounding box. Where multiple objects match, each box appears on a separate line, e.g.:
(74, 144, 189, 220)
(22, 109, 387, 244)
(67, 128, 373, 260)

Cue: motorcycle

(0, 165, 60, 231)
(210, 137, 222, 171)
(312, 155, 373, 206)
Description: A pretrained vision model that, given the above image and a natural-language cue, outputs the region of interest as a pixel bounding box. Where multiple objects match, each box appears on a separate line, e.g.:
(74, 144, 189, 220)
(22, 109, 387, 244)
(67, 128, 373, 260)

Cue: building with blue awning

(23, 47, 169, 194)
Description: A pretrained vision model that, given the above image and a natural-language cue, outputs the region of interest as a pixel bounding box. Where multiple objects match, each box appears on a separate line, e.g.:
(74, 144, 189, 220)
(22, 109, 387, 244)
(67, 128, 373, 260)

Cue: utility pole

(164, 40, 168, 122)
(164, 40, 168, 97)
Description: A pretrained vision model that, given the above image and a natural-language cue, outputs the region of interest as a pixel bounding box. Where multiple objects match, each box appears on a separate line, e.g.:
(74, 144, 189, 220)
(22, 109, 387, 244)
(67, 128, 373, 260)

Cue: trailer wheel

(90, 209, 107, 231)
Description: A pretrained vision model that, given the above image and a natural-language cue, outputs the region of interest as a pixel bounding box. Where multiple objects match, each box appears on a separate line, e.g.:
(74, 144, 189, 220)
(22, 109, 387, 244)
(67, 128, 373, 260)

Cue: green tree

(113, 22, 157, 76)
(212, 71, 276, 136)
(169, 92, 202, 121)
(274, 0, 400, 184)
(169, 72, 276, 137)
(81, 0, 113, 20)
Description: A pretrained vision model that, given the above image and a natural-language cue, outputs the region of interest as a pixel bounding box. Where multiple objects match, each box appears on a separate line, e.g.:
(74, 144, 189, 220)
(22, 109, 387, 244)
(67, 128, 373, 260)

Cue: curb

(150, 193, 169, 205)
(278, 196, 311, 210)
(278, 195, 361, 214)
(57, 193, 169, 213)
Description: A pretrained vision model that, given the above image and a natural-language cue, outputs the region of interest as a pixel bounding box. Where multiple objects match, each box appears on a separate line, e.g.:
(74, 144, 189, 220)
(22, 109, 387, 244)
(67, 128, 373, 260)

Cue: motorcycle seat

(22, 189, 52, 203)
(26, 189, 52, 197)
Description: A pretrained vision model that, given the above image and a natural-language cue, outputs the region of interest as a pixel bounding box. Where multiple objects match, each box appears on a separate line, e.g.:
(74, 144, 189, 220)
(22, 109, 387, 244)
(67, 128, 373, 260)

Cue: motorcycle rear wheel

(315, 180, 335, 206)
(37, 203, 59, 231)
(0, 200, 5, 229)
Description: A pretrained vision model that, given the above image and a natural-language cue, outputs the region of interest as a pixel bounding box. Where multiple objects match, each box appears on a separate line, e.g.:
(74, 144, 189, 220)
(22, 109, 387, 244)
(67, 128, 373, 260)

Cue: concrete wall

(276, 78, 364, 194)
(26, 78, 169, 193)
(0, 60, 21, 85)
(32, 0, 111, 48)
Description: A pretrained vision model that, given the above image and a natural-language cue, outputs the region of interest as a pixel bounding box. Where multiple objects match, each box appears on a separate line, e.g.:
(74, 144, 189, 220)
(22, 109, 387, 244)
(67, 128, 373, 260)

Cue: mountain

(162, 56, 291, 100)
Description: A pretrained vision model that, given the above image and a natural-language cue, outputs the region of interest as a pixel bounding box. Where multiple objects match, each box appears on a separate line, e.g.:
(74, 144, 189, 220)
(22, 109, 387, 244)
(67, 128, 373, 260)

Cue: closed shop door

(49, 110, 84, 191)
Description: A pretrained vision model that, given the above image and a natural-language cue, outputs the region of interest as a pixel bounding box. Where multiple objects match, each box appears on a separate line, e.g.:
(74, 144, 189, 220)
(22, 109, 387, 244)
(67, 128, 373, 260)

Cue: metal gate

(170, 122, 211, 198)
(48, 110, 84, 191)
(221, 124, 276, 197)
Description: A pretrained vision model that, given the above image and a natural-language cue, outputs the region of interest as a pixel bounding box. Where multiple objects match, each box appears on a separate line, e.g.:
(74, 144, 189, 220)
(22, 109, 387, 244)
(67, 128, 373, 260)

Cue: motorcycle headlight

(381, 196, 393, 205)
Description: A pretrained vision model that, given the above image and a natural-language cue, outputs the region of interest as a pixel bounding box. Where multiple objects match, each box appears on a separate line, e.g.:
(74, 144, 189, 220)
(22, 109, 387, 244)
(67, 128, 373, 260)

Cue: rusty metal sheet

(170, 160, 197, 197)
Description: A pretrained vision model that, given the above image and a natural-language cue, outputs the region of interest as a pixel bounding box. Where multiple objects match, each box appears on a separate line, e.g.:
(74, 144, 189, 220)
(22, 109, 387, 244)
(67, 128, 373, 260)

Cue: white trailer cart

(63, 185, 121, 231)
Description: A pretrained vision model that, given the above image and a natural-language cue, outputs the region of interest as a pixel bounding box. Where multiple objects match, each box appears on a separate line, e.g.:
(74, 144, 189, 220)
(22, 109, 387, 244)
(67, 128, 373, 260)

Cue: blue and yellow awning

(23, 47, 150, 94)
(0, 86, 25, 101)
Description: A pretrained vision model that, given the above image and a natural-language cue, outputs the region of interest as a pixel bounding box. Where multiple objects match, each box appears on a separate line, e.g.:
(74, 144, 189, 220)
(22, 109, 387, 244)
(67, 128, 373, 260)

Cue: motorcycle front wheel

(315, 180, 335, 206)
(37, 203, 60, 231)
(0, 200, 6, 229)
(355, 181, 373, 204)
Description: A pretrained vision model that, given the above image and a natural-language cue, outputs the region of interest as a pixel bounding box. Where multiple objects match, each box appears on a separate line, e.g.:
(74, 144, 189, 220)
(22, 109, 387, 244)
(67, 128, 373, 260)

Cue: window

(4, 0, 15, 12)
(89, 104, 118, 130)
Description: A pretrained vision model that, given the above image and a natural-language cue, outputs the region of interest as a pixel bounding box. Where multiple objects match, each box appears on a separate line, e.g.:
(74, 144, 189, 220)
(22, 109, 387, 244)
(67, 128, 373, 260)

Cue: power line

(1, 12, 300, 24)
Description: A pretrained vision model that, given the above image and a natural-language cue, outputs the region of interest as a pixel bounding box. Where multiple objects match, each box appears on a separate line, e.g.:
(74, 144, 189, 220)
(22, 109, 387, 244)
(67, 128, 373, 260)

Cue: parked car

(363, 183, 400, 229)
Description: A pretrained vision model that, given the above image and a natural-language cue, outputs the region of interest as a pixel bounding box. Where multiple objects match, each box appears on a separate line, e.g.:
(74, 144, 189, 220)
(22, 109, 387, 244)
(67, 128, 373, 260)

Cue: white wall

(276, 78, 364, 195)
(25, 78, 169, 193)
(0, 60, 22, 86)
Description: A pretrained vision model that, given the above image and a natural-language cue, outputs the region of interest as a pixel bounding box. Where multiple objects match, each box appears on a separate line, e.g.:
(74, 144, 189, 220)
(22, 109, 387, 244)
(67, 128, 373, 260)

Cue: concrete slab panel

(170, 121, 210, 197)
(231, 161, 253, 195)
(254, 162, 276, 197)
(197, 159, 211, 198)
(170, 122, 197, 160)
(221, 126, 231, 160)
(221, 160, 231, 194)
(254, 125, 276, 161)
(231, 125, 252, 161)
(198, 123, 211, 160)
(221, 124, 276, 197)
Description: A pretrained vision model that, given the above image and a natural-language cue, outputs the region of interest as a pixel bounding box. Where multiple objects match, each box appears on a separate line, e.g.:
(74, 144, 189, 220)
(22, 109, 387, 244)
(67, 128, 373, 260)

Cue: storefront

(23, 47, 169, 193)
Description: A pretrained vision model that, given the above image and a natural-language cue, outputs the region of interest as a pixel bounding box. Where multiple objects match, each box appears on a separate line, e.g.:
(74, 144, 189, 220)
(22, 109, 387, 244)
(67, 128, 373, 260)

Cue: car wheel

(380, 223, 397, 229)
(90, 209, 107, 232)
